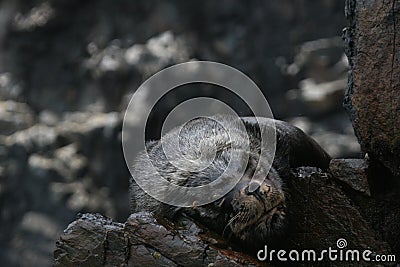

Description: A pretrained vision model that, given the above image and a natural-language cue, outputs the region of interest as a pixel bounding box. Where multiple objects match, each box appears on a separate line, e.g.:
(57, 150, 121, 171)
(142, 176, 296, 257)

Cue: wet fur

(129, 115, 330, 252)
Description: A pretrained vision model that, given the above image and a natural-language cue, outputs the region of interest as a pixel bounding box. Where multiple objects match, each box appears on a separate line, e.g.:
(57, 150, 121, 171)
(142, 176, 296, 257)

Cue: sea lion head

(176, 150, 287, 249)
(220, 155, 286, 247)
(139, 115, 288, 249)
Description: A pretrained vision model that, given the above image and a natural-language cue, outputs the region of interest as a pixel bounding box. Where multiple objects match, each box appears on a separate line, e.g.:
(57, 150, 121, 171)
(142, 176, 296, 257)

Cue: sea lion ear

(271, 135, 290, 176)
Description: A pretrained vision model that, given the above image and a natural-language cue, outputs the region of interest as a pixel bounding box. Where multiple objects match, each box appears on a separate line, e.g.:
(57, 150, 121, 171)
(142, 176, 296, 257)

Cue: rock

(52, 144, 87, 182)
(288, 114, 361, 158)
(309, 130, 360, 158)
(284, 37, 349, 117)
(0, 100, 35, 136)
(124, 31, 191, 77)
(54, 213, 265, 267)
(343, 0, 400, 177)
(0, 110, 130, 266)
(0, 72, 23, 101)
(4, 124, 57, 152)
(290, 78, 347, 114)
(286, 167, 391, 263)
(329, 158, 370, 196)
(0, 0, 347, 115)
(39, 110, 60, 127)
(54, 166, 400, 266)
(4, 212, 61, 267)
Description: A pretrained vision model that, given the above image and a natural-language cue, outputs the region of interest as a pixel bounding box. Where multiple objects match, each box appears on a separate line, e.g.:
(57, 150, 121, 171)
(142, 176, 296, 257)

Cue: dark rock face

(340, 0, 400, 257)
(343, 0, 400, 177)
(54, 212, 264, 267)
(287, 167, 392, 261)
(329, 158, 370, 196)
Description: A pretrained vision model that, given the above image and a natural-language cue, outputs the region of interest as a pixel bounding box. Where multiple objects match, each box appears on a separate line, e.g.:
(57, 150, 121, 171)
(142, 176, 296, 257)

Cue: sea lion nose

(259, 184, 272, 195)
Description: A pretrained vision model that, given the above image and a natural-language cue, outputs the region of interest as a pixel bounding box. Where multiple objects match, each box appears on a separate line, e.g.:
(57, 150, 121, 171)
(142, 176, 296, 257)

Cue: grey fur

(129, 115, 331, 250)
(130, 115, 261, 212)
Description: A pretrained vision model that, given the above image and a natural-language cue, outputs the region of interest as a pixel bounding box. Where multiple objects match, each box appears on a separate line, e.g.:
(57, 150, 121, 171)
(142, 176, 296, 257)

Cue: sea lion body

(129, 115, 330, 251)
(241, 117, 330, 170)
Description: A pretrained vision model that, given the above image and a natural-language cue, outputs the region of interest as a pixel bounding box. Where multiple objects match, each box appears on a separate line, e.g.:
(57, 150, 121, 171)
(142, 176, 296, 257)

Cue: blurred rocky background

(0, 0, 358, 266)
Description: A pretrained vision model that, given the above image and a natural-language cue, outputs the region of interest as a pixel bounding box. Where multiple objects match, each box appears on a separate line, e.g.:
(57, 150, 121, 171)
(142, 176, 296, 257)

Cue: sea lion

(129, 115, 331, 252)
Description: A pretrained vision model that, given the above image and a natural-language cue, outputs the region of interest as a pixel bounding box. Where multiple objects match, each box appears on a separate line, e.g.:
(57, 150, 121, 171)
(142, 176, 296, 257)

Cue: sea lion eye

(247, 180, 262, 193)
(245, 181, 266, 195)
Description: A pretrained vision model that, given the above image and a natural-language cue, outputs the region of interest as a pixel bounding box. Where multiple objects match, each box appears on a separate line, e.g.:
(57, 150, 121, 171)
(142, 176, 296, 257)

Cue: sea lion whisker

(241, 211, 251, 223)
(223, 213, 240, 237)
